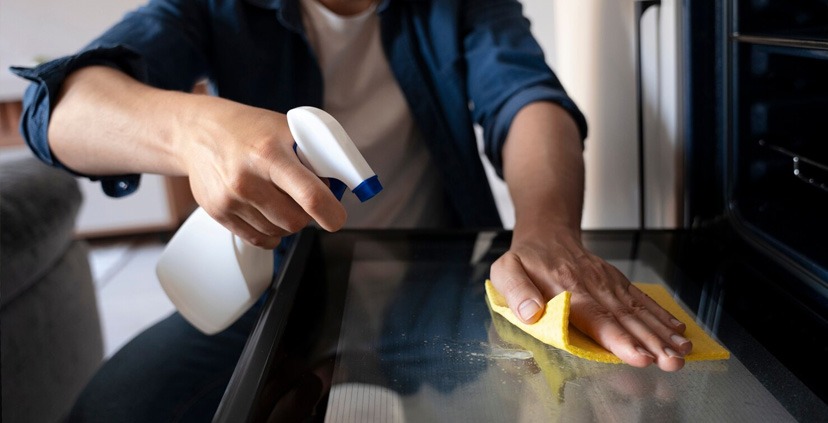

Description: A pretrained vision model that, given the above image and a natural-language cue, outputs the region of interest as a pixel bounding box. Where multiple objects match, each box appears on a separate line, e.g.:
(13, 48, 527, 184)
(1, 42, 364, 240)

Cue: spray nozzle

(288, 106, 382, 202)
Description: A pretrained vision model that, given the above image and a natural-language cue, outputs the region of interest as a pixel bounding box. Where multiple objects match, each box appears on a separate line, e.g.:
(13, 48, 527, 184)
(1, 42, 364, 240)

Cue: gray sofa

(1, 154, 104, 423)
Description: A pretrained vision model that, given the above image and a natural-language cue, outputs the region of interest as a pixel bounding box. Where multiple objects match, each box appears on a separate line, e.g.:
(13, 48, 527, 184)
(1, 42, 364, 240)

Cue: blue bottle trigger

(326, 175, 383, 202)
(328, 178, 347, 200)
(292, 141, 382, 202)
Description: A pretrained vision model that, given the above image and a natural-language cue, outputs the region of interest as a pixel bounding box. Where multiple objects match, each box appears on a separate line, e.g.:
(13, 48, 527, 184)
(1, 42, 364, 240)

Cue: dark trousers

(64, 303, 261, 423)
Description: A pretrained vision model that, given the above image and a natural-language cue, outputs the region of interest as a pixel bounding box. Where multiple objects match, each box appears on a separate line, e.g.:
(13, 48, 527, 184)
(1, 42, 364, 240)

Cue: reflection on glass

(321, 234, 796, 422)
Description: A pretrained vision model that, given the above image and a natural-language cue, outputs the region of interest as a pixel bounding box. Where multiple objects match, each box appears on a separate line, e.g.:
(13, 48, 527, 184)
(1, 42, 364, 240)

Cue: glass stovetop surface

(217, 229, 828, 422)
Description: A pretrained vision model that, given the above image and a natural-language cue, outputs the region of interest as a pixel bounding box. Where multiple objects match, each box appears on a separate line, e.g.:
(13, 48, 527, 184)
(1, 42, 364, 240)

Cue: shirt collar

(242, 0, 419, 13)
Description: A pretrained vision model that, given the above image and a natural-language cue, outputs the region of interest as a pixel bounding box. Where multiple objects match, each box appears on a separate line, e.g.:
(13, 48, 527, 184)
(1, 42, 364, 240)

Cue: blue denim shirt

(12, 0, 586, 228)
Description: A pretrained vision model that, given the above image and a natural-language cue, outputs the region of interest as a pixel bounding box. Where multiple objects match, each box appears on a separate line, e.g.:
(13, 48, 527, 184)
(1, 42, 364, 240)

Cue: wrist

(166, 92, 226, 176)
(512, 218, 582, 246)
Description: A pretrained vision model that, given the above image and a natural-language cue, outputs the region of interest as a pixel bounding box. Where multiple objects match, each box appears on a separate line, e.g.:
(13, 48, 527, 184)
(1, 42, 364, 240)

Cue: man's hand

(179, 97, 346, 248)
(493, 101, 691, 371)
(50, 66, 346, 249)
(490, 226, 692, 371)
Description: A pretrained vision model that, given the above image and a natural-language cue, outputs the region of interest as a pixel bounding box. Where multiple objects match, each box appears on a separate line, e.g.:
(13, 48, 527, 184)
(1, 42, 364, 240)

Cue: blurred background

(0, 0, 683, 401)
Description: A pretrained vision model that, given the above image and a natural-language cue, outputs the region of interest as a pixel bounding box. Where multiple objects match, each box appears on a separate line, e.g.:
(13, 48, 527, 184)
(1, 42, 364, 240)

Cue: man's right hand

(49, 66, 346, 249)
(179, 96, 346, 249)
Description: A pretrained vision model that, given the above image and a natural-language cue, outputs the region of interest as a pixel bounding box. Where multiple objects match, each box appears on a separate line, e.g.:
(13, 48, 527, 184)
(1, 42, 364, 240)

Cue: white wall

(521, 0, 639, 229)
(0, 0, 145, 100)
(521, 0, 682, 229)
(641, 0, 683, 229)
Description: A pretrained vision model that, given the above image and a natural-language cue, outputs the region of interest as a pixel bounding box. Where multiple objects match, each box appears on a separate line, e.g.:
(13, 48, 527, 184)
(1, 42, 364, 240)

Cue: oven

(212, 1, 828, 420)
(212, 227, 827, 422)
(683, 0, 828, 407)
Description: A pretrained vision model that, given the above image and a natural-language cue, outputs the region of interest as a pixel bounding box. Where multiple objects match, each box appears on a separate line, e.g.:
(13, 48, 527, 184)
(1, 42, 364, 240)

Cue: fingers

(206, 179, 299, 248)
(630, 286, 688, 335)
(221, 213, 282, 249)
(567, 295, 660, 368)
(268, 161, 347, 232)
(574, 301, 687, 372)
(186, 106, 349, 248)
(574, 275, 692, 371)
(220, 166, 346, 247)
(566, 263, 692, 371)
(491, 246, 693, 372)
(203, 182, 309, 248)
(628, 287, 693, 355)
(490, 253, 546, 323)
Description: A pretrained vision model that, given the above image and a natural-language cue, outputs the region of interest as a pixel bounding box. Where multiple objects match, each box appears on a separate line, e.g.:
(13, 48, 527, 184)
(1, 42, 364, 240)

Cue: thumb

(490, 253, 546, 323)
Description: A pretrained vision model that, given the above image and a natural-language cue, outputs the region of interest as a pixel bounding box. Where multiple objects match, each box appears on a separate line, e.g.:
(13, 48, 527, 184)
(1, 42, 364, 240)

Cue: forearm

(502, 101, 585, 241)
(48, 66, 194, 176)
(49, 65, 345, 247)
(496, 103, 692, 371)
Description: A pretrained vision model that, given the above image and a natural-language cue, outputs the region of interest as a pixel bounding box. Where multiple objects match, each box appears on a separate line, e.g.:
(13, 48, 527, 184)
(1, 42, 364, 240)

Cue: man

(13, 0, 692, 420)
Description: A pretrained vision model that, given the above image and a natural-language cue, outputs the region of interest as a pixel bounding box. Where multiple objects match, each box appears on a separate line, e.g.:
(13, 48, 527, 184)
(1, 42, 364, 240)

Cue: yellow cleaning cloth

(484, 280, 730, 363)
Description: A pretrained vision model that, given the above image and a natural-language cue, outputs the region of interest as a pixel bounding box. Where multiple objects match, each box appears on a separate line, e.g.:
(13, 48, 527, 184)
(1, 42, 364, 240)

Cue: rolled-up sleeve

(10, 0, 210, 197)
(462, 0, 588, 176)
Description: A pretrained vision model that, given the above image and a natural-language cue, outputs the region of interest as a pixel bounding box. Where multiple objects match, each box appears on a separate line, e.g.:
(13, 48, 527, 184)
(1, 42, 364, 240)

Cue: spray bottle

(155, 106, 382, 335)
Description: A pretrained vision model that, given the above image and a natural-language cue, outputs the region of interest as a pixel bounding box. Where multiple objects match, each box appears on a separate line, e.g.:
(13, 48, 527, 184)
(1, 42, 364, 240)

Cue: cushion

(1, 156, 82, 308)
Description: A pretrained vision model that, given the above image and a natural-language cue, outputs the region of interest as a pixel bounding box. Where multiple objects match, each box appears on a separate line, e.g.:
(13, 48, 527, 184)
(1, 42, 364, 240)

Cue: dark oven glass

(736, 0, 828, 36)
(729, 0, 828, 284)
(215, 229, 828, 422)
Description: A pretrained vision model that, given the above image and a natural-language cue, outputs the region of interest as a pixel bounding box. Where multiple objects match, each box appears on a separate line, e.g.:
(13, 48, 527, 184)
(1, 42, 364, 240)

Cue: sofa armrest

(1, 156, 82, 306)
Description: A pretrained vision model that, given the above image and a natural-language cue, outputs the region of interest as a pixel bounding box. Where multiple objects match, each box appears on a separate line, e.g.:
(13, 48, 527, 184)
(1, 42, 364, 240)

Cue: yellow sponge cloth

(484, 280, 730, 363)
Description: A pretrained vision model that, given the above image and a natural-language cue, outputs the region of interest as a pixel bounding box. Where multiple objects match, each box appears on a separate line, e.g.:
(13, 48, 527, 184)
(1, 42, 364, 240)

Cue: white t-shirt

(300, 0, 450, 228)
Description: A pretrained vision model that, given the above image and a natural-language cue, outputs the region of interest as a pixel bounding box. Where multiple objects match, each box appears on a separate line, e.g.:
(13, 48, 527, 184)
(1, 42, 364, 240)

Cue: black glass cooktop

(215, 227, 828, 422)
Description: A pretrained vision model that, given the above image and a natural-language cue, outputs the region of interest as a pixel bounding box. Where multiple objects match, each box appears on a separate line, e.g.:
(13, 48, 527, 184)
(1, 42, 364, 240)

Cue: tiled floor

(88, 235, 175, 358)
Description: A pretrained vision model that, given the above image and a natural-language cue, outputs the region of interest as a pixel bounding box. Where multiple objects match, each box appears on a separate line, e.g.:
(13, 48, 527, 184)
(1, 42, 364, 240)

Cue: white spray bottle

(155, 106, 382, 335)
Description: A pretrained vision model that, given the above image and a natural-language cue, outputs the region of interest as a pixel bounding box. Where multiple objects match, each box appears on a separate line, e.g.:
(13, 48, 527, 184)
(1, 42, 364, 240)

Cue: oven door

(215, 228, 828, 422)
(683, 0, 828, 404)
(684, 1, 828, 307)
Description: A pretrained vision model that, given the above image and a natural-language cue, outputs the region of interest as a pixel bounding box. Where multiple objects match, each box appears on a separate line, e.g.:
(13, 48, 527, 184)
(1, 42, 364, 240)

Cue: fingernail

(671, 334, 690, 347)
(671, 318, 684, 328)
(636, 346, 656, 360)
(664, 347, 682, 358)
(518, 299, 542, 322)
